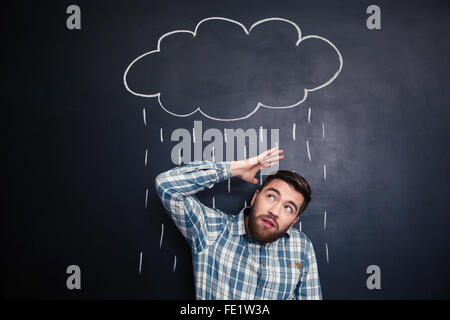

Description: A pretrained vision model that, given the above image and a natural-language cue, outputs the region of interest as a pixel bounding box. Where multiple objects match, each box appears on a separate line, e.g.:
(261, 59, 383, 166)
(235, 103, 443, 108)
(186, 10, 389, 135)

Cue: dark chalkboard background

(4, 0, 450, 299)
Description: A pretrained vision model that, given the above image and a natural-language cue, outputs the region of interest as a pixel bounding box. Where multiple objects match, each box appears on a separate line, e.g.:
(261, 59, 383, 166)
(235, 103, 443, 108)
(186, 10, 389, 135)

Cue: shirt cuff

(214, 161, 232, 182)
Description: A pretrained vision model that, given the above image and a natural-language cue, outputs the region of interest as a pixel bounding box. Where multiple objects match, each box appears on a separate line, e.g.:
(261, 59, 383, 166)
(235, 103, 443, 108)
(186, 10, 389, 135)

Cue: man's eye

(285, 206, 293, 213)
(268, 195, 275, 200)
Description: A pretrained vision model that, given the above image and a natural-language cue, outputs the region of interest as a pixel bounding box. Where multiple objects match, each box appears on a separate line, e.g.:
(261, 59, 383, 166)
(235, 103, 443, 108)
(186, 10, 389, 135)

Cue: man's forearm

(155, 161, 232, 252)
(155, 161, 232, 205)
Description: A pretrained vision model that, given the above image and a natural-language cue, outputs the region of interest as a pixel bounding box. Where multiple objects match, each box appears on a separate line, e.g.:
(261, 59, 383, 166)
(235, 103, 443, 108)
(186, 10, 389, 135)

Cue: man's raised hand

(230, 147, 285, 184)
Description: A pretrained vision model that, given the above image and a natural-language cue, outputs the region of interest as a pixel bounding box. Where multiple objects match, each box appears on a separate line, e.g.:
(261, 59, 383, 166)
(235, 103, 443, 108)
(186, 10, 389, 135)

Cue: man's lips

(261, 217, 276, 229)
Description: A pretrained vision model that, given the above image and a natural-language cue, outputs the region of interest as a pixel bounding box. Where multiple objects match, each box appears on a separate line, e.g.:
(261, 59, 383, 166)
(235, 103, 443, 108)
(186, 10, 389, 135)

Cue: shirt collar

(232, 208, 291, 239)
(233, 208, 248, 237)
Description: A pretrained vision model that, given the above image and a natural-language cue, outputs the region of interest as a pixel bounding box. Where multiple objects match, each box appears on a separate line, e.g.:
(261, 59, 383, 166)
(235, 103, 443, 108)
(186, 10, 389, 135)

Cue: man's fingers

(257, 147, 277, 160)
(264, 147, 282, 158)
(261, 151, 284, 164)
(248, 148, 284, 166)
(268, 148, 284, 159)
(261, 154, 285, 168)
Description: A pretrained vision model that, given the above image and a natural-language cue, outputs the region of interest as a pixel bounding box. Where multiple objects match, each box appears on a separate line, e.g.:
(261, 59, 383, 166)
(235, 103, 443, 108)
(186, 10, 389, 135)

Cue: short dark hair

(259, 170, 312, 215)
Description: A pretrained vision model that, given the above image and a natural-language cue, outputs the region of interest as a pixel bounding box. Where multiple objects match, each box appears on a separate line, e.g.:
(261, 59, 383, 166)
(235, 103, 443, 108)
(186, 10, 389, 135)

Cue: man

(155, 147, 322, 300)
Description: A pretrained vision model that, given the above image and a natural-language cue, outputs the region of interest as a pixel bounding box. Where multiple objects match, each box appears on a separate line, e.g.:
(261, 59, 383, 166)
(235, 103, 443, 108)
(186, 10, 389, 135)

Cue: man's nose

(269, 203, 283, 219)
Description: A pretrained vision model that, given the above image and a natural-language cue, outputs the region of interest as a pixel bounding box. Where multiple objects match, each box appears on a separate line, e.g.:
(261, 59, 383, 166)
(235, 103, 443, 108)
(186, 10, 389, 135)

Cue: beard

(246, 206, 287, 244)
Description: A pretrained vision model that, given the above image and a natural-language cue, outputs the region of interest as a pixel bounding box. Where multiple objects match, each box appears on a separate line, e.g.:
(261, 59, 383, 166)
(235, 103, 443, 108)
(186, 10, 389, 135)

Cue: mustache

(258, 214, 278, 229)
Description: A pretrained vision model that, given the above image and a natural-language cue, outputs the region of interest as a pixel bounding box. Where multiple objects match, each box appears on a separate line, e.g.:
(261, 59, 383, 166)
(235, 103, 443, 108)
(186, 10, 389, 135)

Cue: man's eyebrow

(265, 187, 299, 212)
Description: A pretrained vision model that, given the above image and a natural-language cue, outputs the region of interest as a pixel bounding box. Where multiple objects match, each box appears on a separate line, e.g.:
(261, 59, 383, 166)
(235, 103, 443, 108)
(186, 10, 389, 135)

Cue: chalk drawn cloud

(123, 17, 343, 121)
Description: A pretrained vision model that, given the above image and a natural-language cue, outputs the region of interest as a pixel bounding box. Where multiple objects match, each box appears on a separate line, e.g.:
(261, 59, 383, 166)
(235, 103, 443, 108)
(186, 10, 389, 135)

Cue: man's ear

(250, 189, 259, 206)
(290, 217, 300, 228)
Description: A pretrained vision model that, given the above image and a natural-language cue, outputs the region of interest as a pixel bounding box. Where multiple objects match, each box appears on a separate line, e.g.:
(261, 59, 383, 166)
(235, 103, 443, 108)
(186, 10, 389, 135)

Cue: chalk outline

(123, 17, 343, 121)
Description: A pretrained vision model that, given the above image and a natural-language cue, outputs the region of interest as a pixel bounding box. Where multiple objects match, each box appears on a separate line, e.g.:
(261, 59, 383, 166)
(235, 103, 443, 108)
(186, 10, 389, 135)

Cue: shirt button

(221, 166, 224, 170)
(288, 263, 292, 267)
(259, 285, 264, 289)
(263, 263, 266, 267)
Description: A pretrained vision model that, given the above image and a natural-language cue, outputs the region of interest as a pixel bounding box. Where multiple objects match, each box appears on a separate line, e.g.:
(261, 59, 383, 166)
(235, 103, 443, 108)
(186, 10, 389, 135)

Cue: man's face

(245, 178, 304, 244)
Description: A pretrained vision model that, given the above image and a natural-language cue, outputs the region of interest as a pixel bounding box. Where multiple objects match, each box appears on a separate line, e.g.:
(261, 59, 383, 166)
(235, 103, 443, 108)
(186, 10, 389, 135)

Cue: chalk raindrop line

(145, 188, 148, 209)
(143, 108, 147, 126)
(160, 128, 163, 142)
(308, 107, 311, 123)
(306, 140, 311, 162)
(145, 149, 148, 166)
(139, 251, 143, 275)
(325, 243, 329, 264)
(323, 164, 327, 180)
(324, 211, 327, 231)
(173, 255, 177, 272)
(160, 223, 164, 250)
(292, 123, 296, 141)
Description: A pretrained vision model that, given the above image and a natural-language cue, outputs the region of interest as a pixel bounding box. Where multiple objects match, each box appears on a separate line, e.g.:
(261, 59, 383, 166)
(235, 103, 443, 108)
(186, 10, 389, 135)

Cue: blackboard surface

(4, 0, 450, 299)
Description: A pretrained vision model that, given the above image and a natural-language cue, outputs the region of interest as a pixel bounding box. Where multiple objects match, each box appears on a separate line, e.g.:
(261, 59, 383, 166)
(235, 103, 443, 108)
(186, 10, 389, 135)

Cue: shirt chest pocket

(265, 260, 301, 299)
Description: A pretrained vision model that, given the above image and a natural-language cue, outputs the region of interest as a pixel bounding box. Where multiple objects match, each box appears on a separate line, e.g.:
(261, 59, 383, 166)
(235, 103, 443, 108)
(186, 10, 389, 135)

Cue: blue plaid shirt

(155, 161, 322, 300)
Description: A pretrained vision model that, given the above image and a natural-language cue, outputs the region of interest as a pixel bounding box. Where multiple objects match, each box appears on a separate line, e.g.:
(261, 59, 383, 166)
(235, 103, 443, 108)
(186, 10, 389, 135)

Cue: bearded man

(155, 148, 322, 300)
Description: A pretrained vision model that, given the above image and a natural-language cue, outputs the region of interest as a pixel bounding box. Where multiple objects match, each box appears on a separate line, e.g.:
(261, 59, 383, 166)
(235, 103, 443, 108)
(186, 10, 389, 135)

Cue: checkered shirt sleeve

(155, 161, 231, 252)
